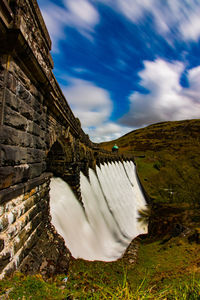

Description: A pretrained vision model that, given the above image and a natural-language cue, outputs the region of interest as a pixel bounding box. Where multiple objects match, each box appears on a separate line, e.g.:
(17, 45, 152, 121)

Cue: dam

(0, 0, 147, 278)
(50, 161, 147, 261)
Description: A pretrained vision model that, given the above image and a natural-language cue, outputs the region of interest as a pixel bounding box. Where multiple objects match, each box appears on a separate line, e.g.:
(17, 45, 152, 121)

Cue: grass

(1, 119, 200, 298)
(1, 235, 200, 299)
(99, 119, 200, 207)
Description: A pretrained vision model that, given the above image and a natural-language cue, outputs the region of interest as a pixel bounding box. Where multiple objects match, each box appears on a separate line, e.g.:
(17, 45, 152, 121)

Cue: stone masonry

(0, 0, 131, 277)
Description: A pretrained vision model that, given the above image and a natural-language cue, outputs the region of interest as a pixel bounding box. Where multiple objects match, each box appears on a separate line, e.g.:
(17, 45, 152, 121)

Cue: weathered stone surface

(0, 253, 11, 273)
(34, 136, 46, 150)
(29, 163, 44, 179)
(0, 239, 4, 252)
(6, 72, 16, 94)
(0, 165, 29, 190)
(4, 106, 27, 130)
(0, 214, 9, 232)
(26, 95, 43, 115)
(19, 223, 71, 277)
(16, 82, 31, 101)
(0, 173, 51, 204)
(1, 197, 41, 236)
(27, 148, 45, 164)
(0, 125, 35, 148)
(13, 213, 42, 255)
(0, 0, 130, 279)
(5, 88, 18, 111)
(18, 99, 34, 121)
(0, 145, 46, 167)
(0, 145, 27, 166)
(27, 120, 43, 137)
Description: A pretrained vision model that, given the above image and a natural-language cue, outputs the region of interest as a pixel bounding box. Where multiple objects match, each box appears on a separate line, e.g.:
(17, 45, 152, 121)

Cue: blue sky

(38, 0, 200, 142)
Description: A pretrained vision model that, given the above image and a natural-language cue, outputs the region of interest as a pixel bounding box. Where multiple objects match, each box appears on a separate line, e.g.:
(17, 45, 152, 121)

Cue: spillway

(49, 160, 147, 261)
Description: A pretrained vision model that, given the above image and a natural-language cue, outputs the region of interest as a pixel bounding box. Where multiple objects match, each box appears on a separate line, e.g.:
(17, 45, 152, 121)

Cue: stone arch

(88, 150, 95, 170)
(64, 140, 74, 163)
(46, 138, 82, 202)
(46, 140, 67, 177)
(79, 145, 89, 178)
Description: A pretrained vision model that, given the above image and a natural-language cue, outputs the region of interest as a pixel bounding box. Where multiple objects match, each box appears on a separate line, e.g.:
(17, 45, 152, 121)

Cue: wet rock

(19, 223, 71, 277)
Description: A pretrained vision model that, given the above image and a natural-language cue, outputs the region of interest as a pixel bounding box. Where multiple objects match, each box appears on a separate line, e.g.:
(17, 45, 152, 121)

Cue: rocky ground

(19, 223, 71, 278)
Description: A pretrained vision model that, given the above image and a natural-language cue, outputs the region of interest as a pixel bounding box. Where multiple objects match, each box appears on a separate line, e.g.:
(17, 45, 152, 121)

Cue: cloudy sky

(38, 0, 200, 142)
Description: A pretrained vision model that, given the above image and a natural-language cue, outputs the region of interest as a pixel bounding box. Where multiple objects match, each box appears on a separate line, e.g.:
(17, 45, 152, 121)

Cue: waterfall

(50, 161, 147, 261)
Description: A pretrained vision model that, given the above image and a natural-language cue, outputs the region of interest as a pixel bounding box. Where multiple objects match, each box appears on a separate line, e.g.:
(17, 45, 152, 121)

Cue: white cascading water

(50, 161, 147, 261)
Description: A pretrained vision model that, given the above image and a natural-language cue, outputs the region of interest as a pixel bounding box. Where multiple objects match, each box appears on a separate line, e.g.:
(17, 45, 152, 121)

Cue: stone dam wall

(0, 0, 132, 277)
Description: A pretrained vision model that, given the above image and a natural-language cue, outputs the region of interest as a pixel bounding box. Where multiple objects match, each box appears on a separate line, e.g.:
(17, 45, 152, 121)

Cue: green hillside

(99, 119, 200, 208)
(1, 119, 200, 298)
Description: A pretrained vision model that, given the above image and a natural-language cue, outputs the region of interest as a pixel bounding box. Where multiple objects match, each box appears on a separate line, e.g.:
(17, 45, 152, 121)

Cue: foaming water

(50, 161, 147, 261)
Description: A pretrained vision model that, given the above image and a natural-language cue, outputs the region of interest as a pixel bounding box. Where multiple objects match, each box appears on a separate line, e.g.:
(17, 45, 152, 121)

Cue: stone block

(27, 121, 42, 137)
(27, 148, 45, 164)
(0, 165, 30, 190)
(0, 126, 34, 148)
(0, 145, 27, 166)
(29, 163, 43, 179)
(5, 202, 40, 240)
(4, 194, 24, 213)
(19, 223, 44, 265)
(38, 199, 48, 211)
(23, 173, 51, 194)
(0, 252, 11, 273)
(39, 186, 49, 199)
(0, 125, 18, 146)
(13, 215, 42, 255)
(5, 89, 18, 111)
(34, 136, 46, 150)
(18, 99, 34, 121)
(4, 106, 27, 131)
(22, 94, 42, 115)
(6, 72, 16, 94)
(16, 82, 31, 101)
(32, 110, 43, 124)
(0, 210, 17, 233)
(0, 214, 9, 232)
(21, 195, 40, 216)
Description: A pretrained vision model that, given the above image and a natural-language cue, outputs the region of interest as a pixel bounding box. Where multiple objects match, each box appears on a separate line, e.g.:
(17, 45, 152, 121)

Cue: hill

(99, 119, 200, 205)
(1, 119, 200, 298)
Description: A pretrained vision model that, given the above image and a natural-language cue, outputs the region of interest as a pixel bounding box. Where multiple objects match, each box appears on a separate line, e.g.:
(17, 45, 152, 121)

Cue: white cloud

(65, 0, 99, 28)
(63, 78, 131, 142)
(40, 4, 67, 52)
(120, 59, 200, 127)
(180, 12, 200, 42)
(63, 78, 112, 128)
(86, 122, 132, 142)
(99, 0, 200, 42)
(39, 0, 99, 51)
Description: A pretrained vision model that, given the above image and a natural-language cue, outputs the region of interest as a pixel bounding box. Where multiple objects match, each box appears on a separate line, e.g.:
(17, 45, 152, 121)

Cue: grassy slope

(1, 236, 200, 299)
(1, 119, 200, 299)
(99, 119, 200, 206)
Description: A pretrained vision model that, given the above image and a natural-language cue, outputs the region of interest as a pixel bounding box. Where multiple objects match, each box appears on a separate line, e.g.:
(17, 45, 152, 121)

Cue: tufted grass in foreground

(1, 236, 200, 299)
(1, 272, 200, 299)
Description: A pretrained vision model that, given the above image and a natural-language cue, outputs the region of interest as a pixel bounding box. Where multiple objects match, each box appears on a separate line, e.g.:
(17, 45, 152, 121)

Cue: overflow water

(50, 161, 147, 261)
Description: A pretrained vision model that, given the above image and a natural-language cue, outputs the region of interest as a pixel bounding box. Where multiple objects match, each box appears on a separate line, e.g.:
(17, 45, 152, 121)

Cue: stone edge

(0, 172, 53, 205)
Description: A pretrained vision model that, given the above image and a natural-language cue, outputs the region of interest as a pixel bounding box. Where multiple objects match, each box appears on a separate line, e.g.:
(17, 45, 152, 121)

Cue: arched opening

(47, 140, 82, 202)
(46, 141, 65, 175)
(47, 141, 66, 177)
